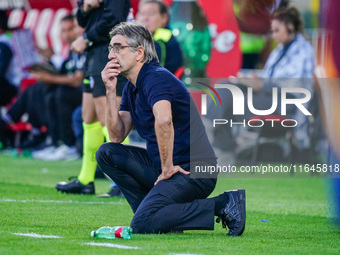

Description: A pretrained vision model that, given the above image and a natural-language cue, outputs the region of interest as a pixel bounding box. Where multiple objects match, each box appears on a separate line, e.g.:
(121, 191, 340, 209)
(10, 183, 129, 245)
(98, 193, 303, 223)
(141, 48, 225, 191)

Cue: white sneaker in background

(32, 146, 57, 160)
(41, 145, 80, 161)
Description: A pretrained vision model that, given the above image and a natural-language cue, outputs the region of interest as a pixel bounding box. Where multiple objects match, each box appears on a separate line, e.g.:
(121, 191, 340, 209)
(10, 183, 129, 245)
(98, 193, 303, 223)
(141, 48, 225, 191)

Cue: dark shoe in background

(96, 186, 124, 198)
(55, 179, 95, 195)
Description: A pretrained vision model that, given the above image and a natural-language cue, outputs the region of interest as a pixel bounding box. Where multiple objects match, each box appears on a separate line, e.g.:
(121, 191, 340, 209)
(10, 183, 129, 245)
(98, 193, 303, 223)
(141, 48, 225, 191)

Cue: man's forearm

(44, 72, 83, 87)
(155, 118, 174, 170)
(153, 116, 190, 185)
(105, 89, 125, 142)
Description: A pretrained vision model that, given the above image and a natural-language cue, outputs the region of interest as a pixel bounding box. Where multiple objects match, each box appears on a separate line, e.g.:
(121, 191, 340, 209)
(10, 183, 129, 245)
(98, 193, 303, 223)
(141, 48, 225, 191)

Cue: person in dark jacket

(56, 0, 131, 195)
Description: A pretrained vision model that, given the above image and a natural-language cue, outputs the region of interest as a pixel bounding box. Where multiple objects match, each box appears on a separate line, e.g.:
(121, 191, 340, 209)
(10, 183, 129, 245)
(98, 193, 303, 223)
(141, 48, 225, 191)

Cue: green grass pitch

(0, 154, 339, 255)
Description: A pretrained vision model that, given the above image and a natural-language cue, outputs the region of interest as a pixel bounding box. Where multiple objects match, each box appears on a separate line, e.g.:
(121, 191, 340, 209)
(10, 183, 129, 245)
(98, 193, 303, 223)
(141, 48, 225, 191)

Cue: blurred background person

(206, 6, 315, 162)
(137, 0, 182, 74)
(0, 10, 22, 107)
(0, 14, 85, 159)
(55, 0, 131, 195)
(255, 6, 315, 151)
(31, 14, 85, 160)
(234, 0, 290, 69)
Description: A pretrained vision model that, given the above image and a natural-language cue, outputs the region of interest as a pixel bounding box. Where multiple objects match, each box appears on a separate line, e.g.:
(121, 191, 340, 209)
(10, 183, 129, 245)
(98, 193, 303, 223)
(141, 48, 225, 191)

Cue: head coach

(96, 21, 246, 236)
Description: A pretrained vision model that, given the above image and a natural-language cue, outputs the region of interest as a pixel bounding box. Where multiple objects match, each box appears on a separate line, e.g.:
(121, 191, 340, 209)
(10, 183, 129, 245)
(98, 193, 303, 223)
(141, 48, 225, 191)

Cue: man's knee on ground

(130, 212, 166, 234)
(130, 216, 153, 234)
(95, 143, 125, 170)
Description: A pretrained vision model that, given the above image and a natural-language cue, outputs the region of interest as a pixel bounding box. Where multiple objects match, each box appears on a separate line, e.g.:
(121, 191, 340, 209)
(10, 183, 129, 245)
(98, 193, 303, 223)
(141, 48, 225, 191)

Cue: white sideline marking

(12, 233, 61, 239)
(0, 198, 123, 205)
(84, 242, 141, 250)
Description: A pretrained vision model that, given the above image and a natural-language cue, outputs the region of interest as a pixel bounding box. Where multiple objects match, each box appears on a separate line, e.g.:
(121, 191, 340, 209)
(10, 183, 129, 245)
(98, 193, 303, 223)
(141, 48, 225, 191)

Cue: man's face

(60, 20, 77, 45)
(108, 35, 137, 76)
(137, 3, 168, 34)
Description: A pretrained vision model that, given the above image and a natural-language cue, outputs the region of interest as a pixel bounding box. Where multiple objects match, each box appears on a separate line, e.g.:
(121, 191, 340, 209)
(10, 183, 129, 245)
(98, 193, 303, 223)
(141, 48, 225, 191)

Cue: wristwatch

(83, 33, 93, 47)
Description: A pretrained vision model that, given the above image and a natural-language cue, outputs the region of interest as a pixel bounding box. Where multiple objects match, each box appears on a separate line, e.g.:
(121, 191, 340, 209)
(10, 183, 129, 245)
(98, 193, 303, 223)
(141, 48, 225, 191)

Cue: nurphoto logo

(194, 83, 312, 128)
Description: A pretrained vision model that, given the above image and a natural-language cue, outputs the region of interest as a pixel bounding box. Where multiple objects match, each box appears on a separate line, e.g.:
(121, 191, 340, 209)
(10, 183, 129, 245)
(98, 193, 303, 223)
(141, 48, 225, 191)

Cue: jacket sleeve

(86, 0, 130, 43)
(76, 0, 89, 28)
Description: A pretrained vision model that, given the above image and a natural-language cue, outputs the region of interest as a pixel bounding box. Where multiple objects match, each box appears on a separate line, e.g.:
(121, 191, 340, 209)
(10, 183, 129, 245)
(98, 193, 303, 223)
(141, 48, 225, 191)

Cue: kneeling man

(97, 21, 246, 236)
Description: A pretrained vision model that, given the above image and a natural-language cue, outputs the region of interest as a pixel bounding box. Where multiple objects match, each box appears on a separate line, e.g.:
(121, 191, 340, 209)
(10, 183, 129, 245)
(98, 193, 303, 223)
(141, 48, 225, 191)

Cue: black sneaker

(216, 189, 246, 236)
(55, 179, 95, 194)
(96, 186, 124, 198)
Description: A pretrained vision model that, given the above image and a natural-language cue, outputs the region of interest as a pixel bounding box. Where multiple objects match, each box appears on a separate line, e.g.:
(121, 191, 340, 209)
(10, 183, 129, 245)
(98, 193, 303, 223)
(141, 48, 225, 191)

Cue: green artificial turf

(0, 153, 339, 255)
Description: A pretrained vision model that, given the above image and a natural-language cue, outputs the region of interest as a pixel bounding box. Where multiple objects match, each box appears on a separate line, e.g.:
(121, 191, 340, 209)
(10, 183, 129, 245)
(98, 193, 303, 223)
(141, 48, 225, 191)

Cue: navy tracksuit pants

(96, 143, 217, 234)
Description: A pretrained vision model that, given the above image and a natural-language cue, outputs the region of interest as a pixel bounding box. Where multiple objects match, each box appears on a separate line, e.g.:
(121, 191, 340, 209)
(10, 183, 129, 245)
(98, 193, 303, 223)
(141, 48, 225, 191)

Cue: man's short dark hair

(0, 10, 8, 31)
(60, 13, 75, 23)
(139, 0, 170, 18)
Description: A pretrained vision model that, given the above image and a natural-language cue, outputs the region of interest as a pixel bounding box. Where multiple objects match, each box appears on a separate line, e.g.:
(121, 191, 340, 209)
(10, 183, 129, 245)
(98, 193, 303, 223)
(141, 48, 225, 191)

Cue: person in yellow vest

(137, 0, 182, 74)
